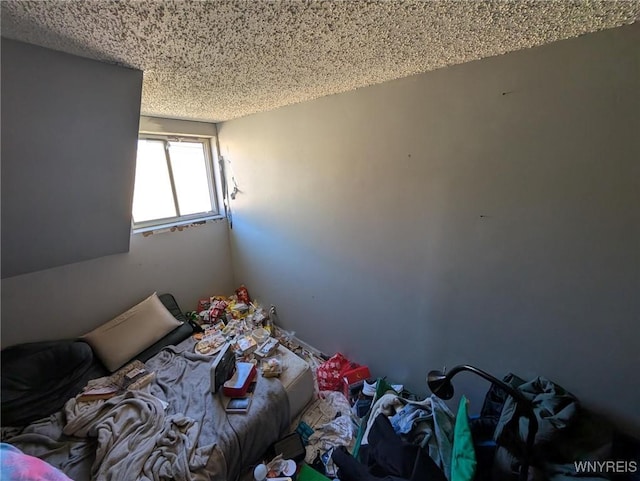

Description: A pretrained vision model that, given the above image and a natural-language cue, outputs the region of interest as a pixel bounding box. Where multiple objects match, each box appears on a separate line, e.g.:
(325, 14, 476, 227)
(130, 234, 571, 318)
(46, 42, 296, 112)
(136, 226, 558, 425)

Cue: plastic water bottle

(265, 304, 279, 333)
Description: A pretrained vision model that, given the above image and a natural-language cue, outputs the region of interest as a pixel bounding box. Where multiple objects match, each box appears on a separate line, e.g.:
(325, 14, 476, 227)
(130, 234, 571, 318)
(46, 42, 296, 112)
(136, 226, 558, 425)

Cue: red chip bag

(235, 285, 251, 305)
(317, 353, 351, 391)
(197, 298, 211, 313)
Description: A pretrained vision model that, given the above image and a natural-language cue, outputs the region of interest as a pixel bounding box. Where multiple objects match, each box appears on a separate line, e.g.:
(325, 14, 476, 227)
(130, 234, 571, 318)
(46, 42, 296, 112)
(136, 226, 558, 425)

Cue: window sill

(132, 214, 226, 236)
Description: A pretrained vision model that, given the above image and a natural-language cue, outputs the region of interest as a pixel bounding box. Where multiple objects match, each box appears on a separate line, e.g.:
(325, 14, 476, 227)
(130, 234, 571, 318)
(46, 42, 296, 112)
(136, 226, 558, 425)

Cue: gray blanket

(1, 338, 290, 481)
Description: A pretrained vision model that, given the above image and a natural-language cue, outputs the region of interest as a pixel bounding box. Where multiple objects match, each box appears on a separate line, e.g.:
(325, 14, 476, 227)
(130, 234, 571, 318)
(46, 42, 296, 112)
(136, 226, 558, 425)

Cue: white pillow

(83, 293, 183, 372)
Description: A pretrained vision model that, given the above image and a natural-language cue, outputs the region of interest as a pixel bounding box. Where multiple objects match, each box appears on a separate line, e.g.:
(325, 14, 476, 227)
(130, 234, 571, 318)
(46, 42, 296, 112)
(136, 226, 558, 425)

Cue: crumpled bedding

(62, 390, 207, 481)
(1, 337, 290, 481)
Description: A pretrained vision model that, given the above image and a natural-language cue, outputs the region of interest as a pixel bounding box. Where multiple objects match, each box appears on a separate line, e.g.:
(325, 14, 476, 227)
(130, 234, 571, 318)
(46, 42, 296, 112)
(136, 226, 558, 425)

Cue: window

(132, 135, 221, 232)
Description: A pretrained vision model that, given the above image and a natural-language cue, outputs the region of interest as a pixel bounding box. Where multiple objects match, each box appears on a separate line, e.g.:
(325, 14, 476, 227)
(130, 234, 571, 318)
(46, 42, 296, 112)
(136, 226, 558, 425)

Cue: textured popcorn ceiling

(2, 1, 638, 122)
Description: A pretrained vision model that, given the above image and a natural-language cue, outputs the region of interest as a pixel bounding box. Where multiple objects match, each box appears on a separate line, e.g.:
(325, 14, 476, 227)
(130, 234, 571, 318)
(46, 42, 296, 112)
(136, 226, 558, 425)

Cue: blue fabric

(390, 404, 431, 434)
(388, 395, 455, 480)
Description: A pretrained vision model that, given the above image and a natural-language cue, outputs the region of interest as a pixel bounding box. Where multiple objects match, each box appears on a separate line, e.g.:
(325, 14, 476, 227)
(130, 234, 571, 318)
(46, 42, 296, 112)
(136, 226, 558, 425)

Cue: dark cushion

(1, 293, 193, 427)
(134, 322, 193, 363)
(1, 340, 99, 426)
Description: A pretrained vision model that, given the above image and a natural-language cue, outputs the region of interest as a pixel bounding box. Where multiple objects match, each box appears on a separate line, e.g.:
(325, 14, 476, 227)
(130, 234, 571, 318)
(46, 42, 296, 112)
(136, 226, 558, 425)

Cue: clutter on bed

(210, 342, 238, 394)
(225, 391, 253, 414)
(261, 355, 284, 378)
(223, 361, 257, 397)
(0, 288, 304, 481)
(189, 286, 316, 422)
(255, 336, 280, 358)
(77, 360, 155, 402)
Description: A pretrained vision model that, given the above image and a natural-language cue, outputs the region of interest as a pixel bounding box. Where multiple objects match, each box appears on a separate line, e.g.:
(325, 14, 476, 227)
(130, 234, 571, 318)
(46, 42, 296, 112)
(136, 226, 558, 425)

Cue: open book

(78, 360, 155, 402)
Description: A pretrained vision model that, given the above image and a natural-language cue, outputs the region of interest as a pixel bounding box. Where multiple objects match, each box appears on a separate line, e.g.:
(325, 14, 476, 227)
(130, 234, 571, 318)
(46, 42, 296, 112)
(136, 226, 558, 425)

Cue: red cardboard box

(223, 362, 256, 397)
(341, 365, 371, 402)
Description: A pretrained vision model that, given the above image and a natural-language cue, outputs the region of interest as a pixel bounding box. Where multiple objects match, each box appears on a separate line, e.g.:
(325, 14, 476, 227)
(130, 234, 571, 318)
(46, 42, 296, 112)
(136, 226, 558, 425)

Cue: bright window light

(169, 141, 212, 216)
(132, 135, 219, 231)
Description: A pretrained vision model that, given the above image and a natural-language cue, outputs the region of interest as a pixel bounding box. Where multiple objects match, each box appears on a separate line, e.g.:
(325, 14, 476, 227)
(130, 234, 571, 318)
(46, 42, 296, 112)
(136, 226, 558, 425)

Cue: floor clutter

(2, 285, 637, 481)
(196, 285, 475, 481)
(194, 285, 450, 481)
(196, 285, 638, 481)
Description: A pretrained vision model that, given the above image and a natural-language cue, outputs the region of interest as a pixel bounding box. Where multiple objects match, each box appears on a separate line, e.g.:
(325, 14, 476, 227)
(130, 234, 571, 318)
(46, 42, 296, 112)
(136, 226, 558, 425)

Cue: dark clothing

(492, 377, 614, 481)
(333, 414, 447, 481)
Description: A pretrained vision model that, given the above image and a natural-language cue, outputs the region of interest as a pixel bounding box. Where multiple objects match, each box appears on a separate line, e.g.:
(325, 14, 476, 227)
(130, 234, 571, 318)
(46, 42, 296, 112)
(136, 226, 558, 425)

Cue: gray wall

(0, 45, 235, 347)
(1, 220, 234, 348)
(1, 38, 142, 278)
(218, 24, 639, 432)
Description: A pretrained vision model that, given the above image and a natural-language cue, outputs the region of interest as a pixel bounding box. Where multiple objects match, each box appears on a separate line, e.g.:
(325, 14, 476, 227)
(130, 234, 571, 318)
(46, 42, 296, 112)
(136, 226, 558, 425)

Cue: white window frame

(132, 133, 224, 234)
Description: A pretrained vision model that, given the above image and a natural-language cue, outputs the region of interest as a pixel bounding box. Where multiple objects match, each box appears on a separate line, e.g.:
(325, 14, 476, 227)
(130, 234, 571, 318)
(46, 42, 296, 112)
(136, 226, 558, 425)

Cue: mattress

(276, 345, 315, 421)
(1, 337, 291, 481)
(1, 290, 311, 480)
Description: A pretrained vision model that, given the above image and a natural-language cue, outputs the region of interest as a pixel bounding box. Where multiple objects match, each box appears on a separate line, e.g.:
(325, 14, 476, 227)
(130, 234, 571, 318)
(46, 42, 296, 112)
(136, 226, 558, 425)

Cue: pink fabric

(0, 443, 71, 481)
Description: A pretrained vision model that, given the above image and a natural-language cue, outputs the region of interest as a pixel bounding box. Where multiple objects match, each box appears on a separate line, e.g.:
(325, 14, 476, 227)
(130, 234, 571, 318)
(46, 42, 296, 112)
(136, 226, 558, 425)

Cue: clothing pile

(330, 374, 623, 481)
(475, 375, 617, 481)
(332, 378, 477, 481)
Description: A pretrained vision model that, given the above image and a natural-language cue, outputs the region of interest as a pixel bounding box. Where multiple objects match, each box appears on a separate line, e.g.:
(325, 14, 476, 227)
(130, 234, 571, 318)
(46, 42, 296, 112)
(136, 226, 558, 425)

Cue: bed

(0, 294, 315, 481)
